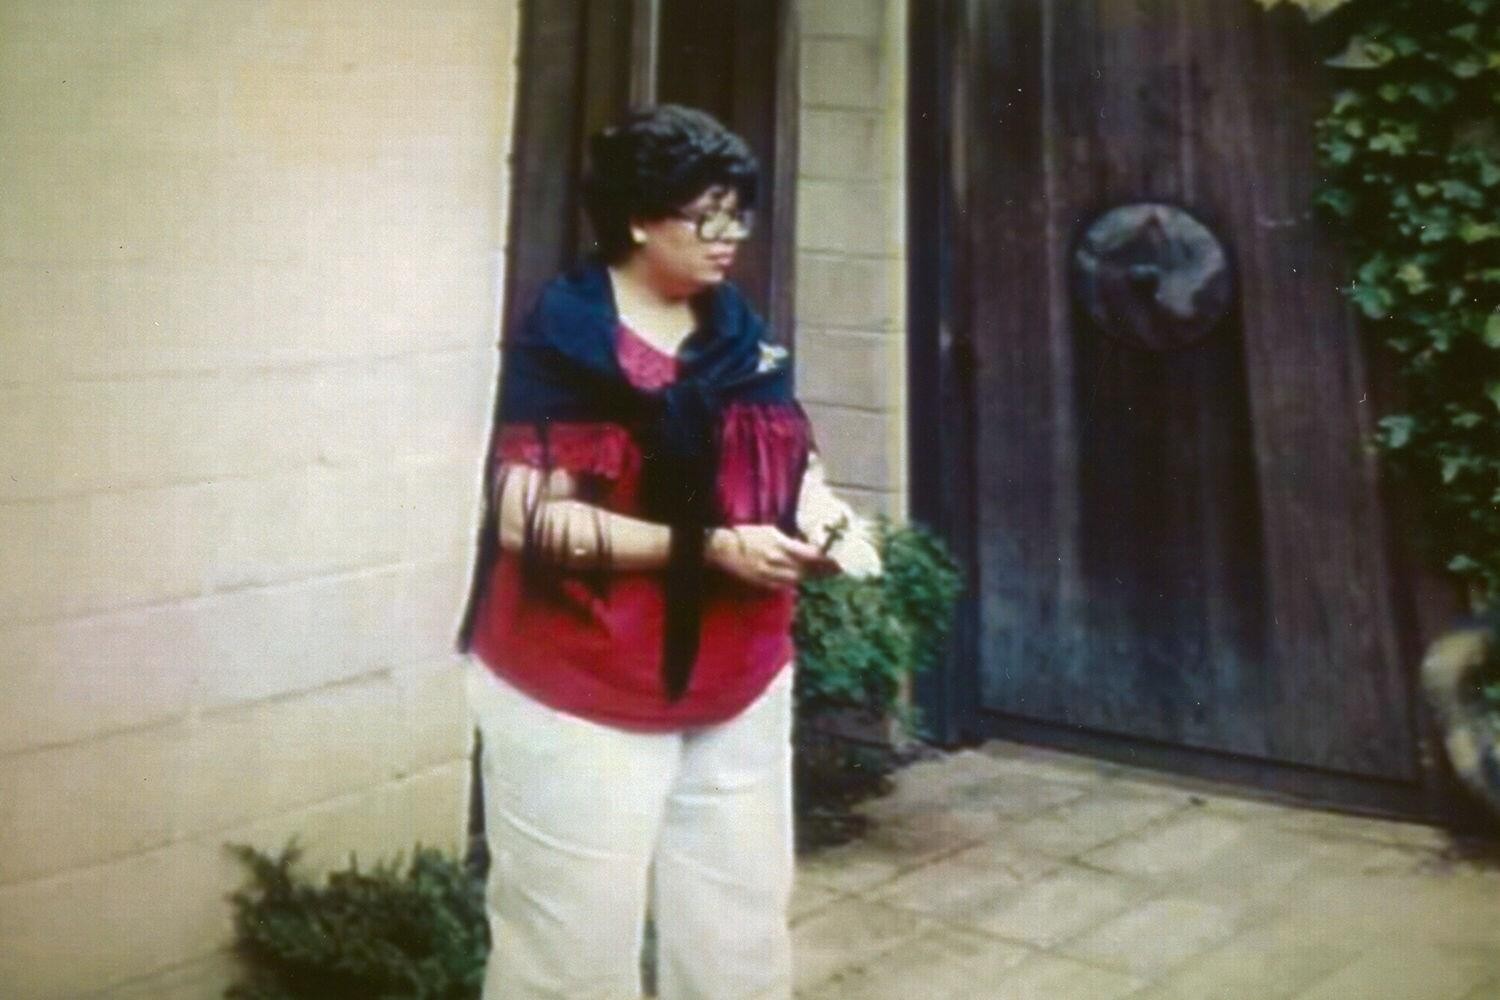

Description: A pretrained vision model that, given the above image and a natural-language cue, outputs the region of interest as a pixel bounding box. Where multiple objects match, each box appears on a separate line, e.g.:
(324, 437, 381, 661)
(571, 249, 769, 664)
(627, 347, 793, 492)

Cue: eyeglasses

(673, 207, 755, 242)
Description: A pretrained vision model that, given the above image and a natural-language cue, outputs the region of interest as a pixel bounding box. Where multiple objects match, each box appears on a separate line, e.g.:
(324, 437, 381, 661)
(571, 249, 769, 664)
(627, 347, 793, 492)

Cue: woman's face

(630, 186, 751, 296)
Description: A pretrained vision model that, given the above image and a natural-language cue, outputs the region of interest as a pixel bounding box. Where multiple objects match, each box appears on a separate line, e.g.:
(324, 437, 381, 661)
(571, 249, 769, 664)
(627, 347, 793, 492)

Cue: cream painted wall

(795, 0, 908, 519)
(0, 2, 519, 996)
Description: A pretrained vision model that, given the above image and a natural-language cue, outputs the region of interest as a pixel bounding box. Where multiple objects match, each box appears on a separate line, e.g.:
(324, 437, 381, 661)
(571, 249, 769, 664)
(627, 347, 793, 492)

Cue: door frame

(905, 0, 1463, 822)
(500, 0, 800, 345)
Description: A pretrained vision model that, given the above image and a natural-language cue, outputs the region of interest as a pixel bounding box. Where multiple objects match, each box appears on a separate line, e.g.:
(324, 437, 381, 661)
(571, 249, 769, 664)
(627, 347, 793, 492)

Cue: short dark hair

(582, 105, 759, 263)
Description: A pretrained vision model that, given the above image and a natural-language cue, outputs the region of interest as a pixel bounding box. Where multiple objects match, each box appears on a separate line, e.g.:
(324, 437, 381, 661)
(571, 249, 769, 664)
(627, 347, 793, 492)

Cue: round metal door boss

(1072, 203, 1233, 352)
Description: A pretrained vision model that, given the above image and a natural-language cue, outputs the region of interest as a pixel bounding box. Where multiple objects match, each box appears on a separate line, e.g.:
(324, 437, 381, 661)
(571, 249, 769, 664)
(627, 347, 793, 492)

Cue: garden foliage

(793, 520, 963, 733)
(224, 842, 487, 1000)
(1308, 0, 1500, 606)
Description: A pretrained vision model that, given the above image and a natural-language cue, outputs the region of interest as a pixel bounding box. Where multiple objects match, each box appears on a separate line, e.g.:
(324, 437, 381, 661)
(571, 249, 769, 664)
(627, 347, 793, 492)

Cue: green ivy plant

(793, 521, 963, 736)
(1295, 0, 1500, 609)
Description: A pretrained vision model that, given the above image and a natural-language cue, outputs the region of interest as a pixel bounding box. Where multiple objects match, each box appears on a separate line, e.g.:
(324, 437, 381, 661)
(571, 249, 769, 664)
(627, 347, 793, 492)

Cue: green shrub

(224, 841, 487, 1000)
(793, 520, 963, 735)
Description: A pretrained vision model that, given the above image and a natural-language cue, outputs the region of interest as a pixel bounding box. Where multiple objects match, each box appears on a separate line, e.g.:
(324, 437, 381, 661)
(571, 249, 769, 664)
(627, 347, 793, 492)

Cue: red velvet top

(467, 324, 809, 730)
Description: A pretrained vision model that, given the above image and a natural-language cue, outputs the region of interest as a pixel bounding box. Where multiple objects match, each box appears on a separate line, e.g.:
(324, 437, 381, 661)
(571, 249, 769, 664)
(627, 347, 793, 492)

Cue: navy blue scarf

(456, 261, 805, 701)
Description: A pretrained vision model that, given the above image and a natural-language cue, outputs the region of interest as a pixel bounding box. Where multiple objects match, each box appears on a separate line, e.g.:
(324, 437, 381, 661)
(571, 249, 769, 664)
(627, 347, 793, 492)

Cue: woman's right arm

(496, 464, 823, 586)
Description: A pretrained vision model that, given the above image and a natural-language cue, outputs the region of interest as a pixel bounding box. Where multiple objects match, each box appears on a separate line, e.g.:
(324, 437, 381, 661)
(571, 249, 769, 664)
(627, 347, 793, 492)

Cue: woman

(457, 105, 878, 1000)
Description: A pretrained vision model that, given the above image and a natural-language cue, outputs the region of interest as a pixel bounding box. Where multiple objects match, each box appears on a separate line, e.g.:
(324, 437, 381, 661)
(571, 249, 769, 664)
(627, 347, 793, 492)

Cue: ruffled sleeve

(493, 423, 635, 478)
(716, 402, 813, 525)
(489, 422, 644, 512)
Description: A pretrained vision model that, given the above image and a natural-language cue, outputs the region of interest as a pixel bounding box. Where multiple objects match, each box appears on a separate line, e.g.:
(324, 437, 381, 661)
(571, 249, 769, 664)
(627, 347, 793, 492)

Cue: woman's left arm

(795, 452, 883, 578)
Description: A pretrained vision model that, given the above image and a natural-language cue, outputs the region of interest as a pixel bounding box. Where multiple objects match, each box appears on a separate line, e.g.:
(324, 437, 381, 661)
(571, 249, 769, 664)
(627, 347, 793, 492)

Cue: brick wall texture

(796, 0, 907, 519)
(0, 3, 520, 996)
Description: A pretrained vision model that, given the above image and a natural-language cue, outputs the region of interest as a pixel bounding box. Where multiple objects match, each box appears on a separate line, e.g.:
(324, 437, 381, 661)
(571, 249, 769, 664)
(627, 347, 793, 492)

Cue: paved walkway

(791, 742, 1500, 1000)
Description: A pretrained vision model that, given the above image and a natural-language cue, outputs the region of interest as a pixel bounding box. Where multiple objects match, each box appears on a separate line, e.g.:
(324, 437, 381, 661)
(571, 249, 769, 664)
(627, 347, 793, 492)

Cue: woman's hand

(707, 525, 826, 590)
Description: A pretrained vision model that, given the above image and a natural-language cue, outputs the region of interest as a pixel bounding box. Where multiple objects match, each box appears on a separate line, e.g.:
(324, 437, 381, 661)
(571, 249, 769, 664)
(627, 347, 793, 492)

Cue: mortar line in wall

(0, 340, 490, 389)
(825, 481, 902, 496)
(796, 176, 892, 191)
(1, 449, 486, 506)
(800, 106, 884, 120)
(0, 758, 471, 894)
(799, 397, 895, 416)
(0, 653, 462, 761)
(84, 946, 236, 1000)
(795, 325, 906, 340)
(796, 248, 906, 261)
(793, 248, 904, 263)
(801, 101, 891, 115)
(798, 172, 898, 184)
(800, 32, 885, 43)
(0, 553, 469, 633)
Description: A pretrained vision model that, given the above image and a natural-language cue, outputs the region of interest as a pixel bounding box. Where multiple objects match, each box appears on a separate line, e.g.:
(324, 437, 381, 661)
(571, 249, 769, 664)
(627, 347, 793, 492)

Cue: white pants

(465, 659, 796, 1000)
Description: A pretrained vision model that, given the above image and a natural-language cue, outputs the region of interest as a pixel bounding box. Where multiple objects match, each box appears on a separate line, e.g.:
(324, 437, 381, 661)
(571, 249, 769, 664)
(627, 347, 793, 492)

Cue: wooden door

(913, 0, 1420, 785)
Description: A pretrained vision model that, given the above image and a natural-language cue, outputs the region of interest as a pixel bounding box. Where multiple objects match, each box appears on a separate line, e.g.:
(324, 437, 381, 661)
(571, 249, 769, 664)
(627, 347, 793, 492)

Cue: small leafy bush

(793, 520, 963, 734)
(224, 841, 487, 1000)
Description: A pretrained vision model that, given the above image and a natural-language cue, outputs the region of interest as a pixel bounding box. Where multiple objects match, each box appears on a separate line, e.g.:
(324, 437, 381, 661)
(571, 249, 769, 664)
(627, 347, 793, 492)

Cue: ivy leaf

(1409, 81, 1457, 107)
(1442, 454, 1471, 483)
(1351, 281, 1394, 318)
(1487, 381, 1500, 412)
(1379, 414, 1416, 448)
(1419, 218, 1454, 243)
(1327, 36, 1392, 69)
(1396, 261, 1432, 293)
(1389, 33, 1422, 58)
(1324, 137, 1357, 164)
(1439, 179, 1484, 205)
(1460, 219, 1500, 242)
(1332, 89, 1364, 114)
(1486, 313, 1500, 348)
(1316, 187, 1356, 217)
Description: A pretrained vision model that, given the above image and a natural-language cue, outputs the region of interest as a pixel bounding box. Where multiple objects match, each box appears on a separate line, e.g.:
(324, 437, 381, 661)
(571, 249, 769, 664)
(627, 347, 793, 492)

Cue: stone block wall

(0, 3, 519, 995)
(796, 0, 907, 519)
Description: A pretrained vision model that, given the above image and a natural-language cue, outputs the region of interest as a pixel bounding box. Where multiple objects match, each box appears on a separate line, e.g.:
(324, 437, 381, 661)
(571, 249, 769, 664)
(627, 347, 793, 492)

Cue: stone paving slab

(791, 741, 1500, 1000)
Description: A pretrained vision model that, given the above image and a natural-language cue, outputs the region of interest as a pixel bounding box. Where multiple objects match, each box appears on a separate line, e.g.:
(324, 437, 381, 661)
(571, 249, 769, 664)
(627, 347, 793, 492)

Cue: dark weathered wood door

(917, 0, 1420, 783)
